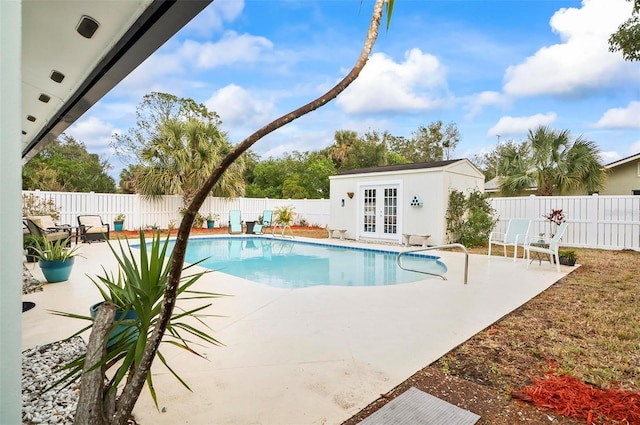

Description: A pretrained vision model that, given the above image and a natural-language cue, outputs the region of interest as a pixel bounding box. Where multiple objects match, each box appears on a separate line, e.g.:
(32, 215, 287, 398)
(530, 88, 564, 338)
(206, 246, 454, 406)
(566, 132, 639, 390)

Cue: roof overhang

(21, 0, 212, 163)
(605, 152, 640, 169)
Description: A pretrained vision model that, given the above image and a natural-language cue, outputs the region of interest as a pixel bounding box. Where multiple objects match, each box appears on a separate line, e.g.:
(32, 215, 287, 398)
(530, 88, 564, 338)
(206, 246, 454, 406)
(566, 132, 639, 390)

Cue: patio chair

(488, 218, 531, 261)
(524, 222, 568, 272)
(24, 216, 71, 246)
(228, 210, 243, 234)
(252, 210, 273, 234)
(77, 215, 110, 243)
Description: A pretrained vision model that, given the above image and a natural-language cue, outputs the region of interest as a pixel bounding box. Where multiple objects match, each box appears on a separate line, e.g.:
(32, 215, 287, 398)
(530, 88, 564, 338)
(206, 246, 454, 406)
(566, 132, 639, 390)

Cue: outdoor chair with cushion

(488, 218, 531, 261)
(253, 210, 273, 234)
(77, 215, 110, 242)
(228, 210, 243, 234)
(24, 216, 71, 246)
(524, 222, 569, 272)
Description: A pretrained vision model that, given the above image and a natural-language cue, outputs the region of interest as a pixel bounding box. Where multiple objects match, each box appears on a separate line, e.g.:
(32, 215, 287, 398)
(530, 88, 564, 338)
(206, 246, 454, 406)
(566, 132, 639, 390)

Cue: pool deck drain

(359, 387, 480, 425)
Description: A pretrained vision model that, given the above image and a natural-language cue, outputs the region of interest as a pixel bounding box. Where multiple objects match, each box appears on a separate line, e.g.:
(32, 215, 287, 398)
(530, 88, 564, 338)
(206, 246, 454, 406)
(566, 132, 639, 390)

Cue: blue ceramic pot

(39, 258, 75, 283)
(114, 221, 124, 232)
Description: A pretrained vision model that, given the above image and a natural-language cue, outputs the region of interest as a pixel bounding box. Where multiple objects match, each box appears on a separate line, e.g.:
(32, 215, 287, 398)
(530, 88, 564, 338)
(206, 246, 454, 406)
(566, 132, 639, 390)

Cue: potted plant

(205, 213, 220, 229)
(543, 208, 566, 237)
(558, 249, 577, 266)
(49, 231, 223, 410)
(32, 238, 81, 283)
(273, 205, 296, 237)
(274, 205, 296, 227)
(114, 213, 126, 232)
(23, 234, 45, 263)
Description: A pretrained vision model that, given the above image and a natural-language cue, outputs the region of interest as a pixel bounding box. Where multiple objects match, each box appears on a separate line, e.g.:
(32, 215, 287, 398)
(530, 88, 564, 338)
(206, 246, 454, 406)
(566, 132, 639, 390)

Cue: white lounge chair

(488, 218, 531, 261)
(525, 222, 569, 272)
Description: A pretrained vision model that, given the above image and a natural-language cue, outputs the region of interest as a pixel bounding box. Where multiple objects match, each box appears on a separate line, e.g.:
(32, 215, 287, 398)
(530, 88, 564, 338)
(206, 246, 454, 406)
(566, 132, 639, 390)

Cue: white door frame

(356, 180, 402, 243)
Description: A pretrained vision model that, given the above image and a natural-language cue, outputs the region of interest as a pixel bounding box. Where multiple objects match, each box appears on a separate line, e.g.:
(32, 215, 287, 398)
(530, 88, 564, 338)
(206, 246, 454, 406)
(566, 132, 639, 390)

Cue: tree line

(23, 92, 607, 201)
(23, 92, 461, 203)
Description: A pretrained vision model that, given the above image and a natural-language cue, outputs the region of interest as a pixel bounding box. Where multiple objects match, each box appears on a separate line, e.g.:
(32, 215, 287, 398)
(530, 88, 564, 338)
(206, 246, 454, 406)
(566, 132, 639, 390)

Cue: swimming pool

(164, 237, 447, 289)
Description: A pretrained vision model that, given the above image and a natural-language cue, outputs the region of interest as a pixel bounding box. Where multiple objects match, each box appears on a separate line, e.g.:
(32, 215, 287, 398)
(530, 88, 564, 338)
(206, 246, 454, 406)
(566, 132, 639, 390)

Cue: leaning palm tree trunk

(76, 1, 389, 424)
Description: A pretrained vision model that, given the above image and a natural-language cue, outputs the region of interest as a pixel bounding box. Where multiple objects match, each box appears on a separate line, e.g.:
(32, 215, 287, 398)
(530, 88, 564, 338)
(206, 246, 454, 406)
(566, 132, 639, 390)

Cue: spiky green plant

(50, 231, 224, 408)
(33, 237, 81, 261)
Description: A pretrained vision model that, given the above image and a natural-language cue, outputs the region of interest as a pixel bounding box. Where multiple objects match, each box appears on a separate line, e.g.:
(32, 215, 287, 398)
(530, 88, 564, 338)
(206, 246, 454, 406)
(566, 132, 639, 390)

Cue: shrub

(446, 188, 498, 248)
(22, 194, 60, 220)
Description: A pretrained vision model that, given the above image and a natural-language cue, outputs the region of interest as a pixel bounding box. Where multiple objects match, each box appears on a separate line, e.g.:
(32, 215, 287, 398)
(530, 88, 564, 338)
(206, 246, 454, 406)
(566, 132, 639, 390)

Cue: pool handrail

(396, 243, 469, 284)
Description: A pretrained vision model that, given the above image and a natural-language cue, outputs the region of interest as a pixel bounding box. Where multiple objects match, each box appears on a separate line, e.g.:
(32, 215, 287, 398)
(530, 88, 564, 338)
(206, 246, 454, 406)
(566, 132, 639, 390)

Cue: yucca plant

(33, 237, 81, 262)
(50, 231, 224, 412)
(274, 205, 296, 226)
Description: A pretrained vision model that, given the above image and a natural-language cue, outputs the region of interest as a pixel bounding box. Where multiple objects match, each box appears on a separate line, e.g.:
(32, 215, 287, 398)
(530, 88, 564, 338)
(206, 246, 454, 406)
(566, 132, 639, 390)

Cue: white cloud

(65, 116, 119, 152)
(181, 31, 273, 69)
(464, 91, 509, 119)
(185, 0, 245, 37)
(488, 113, 557, 136)
(594, 101, 640, 128)
(629, 140, 640, 154)
(205, 84, 275, 131)
(599, 150, 622, 164)
(503, 0, 633, 97)
(336, 48, 449, 114)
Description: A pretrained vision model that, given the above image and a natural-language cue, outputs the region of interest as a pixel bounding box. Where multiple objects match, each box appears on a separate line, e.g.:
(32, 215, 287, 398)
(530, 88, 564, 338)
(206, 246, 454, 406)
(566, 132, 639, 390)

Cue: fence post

(526, 195, 537, 234)
(587, 193, 598, 248)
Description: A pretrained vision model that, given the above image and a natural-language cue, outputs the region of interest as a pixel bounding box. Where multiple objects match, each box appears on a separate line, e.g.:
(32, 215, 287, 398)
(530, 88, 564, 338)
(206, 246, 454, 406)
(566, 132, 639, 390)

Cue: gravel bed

(22, 337, 86, 425)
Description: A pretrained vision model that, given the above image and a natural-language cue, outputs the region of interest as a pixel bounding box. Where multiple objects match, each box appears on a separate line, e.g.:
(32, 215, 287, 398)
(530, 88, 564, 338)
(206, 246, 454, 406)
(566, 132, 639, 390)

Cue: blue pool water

(163, 237, 447, 289)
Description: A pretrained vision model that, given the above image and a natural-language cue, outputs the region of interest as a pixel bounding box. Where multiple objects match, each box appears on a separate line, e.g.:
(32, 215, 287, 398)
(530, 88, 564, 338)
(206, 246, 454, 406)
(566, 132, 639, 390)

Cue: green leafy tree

(137, 117, 245, 207)
(298, 152, 335, 198)
(241, 149, 261, 188)
(499, 126, 606, 196)
(472, 139, 524, 181)
(388, 121, 460, 162)
(324, 129, 401, 172)
(118, 164, 145, 194)
(22, 135, 116, 192)
(112, 92, 245, 203)
(246, 151, 335, 199)
(609, 0, 640, 61)
(338, 130, 391, 171)
(323, 130, 359, 170)
(112, 92, 218, 163)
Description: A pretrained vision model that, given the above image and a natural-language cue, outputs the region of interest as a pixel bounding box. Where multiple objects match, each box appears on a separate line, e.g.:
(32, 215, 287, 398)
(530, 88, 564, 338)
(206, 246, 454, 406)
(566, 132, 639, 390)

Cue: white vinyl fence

(489, 194, 640, 251)
(23, 190, 330, 231)
(24, 191, 640, 250)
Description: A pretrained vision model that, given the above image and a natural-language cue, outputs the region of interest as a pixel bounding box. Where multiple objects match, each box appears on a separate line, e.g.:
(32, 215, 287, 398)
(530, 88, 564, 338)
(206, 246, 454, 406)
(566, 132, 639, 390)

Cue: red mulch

(512, 364, 640, 425)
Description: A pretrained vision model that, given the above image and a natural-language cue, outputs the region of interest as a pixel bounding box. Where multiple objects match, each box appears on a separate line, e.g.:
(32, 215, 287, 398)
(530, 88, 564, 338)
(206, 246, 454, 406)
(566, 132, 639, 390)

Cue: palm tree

(137, 117, 245, 208)
(499, 126, 606, 196)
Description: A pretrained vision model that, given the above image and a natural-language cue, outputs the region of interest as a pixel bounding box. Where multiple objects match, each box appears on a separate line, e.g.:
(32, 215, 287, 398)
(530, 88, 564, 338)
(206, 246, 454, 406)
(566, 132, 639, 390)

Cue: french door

(361, 185, 399, 240)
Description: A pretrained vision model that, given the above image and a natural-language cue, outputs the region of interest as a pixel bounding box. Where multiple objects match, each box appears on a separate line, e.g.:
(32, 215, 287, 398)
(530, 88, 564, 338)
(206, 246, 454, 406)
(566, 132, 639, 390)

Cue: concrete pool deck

(22, 235, 575, 424)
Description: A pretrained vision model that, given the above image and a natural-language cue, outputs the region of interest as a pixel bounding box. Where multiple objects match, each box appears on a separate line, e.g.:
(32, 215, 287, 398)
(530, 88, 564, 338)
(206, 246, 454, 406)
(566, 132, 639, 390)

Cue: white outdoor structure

(329, 159, 485, 246)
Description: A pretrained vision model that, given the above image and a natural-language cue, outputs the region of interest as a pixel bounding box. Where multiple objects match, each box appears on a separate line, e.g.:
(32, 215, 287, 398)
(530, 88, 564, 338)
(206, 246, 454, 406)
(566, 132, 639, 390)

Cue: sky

(65, 0, 640, 181)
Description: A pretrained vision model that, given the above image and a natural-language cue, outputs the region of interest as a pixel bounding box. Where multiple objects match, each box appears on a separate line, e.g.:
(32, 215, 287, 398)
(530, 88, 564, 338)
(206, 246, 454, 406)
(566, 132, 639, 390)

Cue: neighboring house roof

(484, 176, 501, 193)
(484, 176, 537, 194)
(338, 159, 469, 176)
(605, 152, 640, 169)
